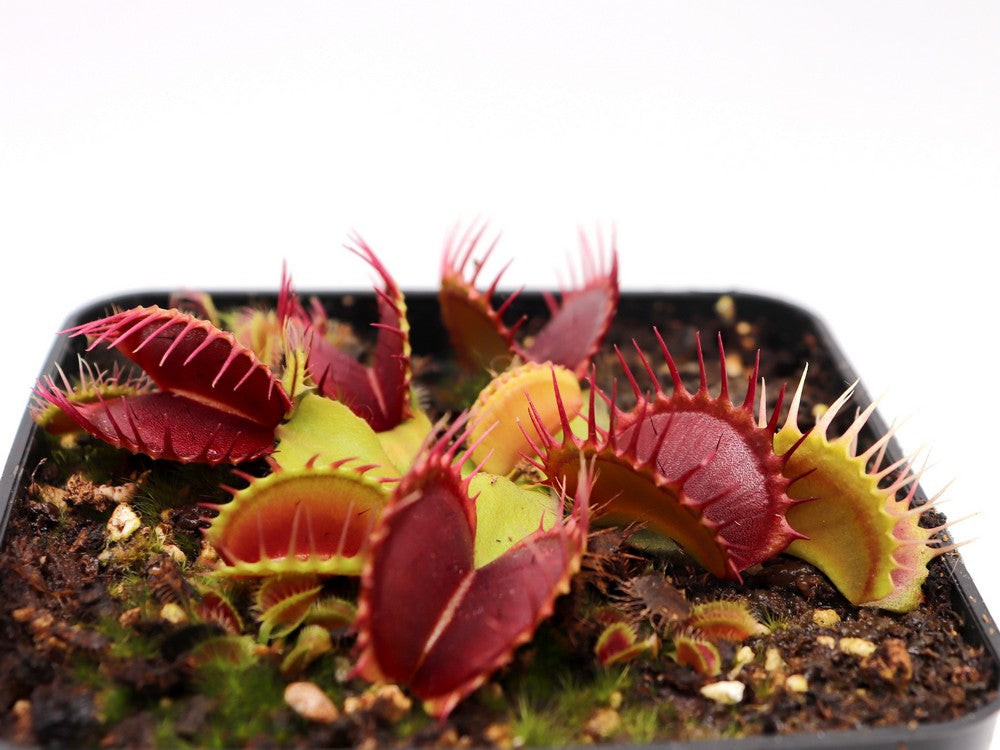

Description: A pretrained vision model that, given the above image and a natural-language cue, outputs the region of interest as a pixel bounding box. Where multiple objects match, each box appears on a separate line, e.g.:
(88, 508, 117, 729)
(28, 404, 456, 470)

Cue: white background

(2, 1, 999, 742)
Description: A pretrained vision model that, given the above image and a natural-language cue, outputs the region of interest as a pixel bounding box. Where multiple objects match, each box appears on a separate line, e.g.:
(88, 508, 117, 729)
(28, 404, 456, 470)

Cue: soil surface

(0, 291, 995, 748)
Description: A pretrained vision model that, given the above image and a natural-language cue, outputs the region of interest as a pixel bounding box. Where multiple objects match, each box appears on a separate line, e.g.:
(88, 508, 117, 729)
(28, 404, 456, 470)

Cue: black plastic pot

(2, 290, 999, 750)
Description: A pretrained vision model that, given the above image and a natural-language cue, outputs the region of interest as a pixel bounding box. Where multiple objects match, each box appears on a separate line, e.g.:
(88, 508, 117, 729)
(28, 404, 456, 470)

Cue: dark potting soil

(0, 291, 995, 748)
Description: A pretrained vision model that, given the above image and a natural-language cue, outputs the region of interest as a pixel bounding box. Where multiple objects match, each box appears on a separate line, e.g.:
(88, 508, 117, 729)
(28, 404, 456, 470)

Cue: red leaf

(69, 306, 290, 427)
(303, 240, 412, 431)
(675, 635, 722, 676)
(533, 331, 801, 579)
(38, 306, 291, 464)
(354, 430, 591, 718)
(35, 388, 277, 465)
(439, 225, 619, 377)
(439, 223, 522, 372)
(518, 233, 619, 376)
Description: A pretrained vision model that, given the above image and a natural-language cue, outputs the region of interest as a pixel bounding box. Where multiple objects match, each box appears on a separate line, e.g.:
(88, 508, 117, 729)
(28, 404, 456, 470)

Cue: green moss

(509, 662, 634, 746)
(133, 461, 231, 521)
(511, 693, 573, 747)
(502, 625, 685, 746)
(45, 438, 133, 484)
(303, 651, 349, 699)
(92, 616, 163, 661)
(107, 568, 150, 610)
(68, 647, 152, 735)
(431, 365, 493, 413)
(758, 606, 789, 633)
(98, 684, 136, 728)
(393, 710, 432, 741)
(619, 703, 661, 744)
(619, 701, 680, 743)
(180, 661, 294, 747)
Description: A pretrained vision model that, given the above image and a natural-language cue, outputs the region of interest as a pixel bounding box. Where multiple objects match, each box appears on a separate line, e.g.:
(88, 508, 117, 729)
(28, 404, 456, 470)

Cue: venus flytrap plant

(467, 361, 584, 476)
(596, 571, 768, 677)
(670, 599, 771, 678)
(768, 368, 960, 612)
(687, 600, 770, 643)
(193, 586, 244, 635)
(440, 223, 619, 376)
(254, 574, 324, 641)
(31, 360, 152, 440)
(522, 331, 804, 580)
(28, 224, 962, 730)
(203, 456, 395, 579)
(280, 239, 416, 432)
(674, 636, 723, 677)
(595, 621, 660, 668)
(353, 422, 594, 719)
(189, 241, 601, 718)
(35, 306, 293, 465)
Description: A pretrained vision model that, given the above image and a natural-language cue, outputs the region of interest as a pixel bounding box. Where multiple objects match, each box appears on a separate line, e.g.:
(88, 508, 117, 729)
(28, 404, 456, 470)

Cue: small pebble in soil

(812, 608, 841, 627)
(284, 681, 339, 724)
(765, 648, 786, 672)
(725, 353, 744, 378)
(728, 645, 755, 679)
(153, 524, 187, 565)
(838, 637, 877, 658)
(107, 503, 141, 542)
(483, 722, 514, 748)
(159, 603, 187, 625)
(333, 655, 353, 683)
(29, 484, 67, 511)
(370, 684, 412, 723)
(585, 707, 622, 739)
(11, 699, 32, 745)
(343, 684, 413, 723)
(785, 674, 809, 693)
(714, 295, 736, 324)
(161, 543, 187, 566)
(118, 607, 142, 628)
(700, 681, 746, 705)
(869, 638, 914, 686)
(195, 540, 219, 567)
